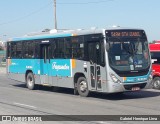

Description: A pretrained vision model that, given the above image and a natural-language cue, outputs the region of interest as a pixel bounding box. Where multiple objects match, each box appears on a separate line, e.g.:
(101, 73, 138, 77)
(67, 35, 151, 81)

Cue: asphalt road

(0, 67, 160, 124)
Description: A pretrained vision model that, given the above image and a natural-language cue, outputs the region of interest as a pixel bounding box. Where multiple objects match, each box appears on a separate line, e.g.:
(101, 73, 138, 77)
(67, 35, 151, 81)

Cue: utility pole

(54, 0, 57, 29)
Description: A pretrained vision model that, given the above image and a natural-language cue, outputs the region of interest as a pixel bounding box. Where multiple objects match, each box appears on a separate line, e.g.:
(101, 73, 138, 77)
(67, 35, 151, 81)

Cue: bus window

(7, 42, 11, 59)
(11, 43, 16, 58)
(16, 42, 22, 58)
(55, 38, 64, 58)
(35, 41, 40, 58)
(64, 38, 72, 59)
(71, 36, 84, 59)
(23, 41, 35, 58)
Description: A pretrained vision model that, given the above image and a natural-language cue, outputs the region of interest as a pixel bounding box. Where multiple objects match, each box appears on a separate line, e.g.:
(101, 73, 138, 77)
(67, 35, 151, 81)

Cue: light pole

(54, 0, 57, 29)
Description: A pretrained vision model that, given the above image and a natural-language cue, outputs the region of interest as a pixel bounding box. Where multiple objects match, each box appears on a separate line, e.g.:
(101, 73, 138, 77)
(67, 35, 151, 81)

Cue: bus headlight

(110, 73, 121, 83)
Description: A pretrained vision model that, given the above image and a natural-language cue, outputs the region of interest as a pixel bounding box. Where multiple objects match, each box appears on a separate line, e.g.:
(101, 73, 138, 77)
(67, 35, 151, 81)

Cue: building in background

(0, 41, 5, 50)
(151, 40, 160, 44)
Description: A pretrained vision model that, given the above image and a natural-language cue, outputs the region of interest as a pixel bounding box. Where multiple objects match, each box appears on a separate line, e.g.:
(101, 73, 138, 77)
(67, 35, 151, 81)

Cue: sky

(0, 0, 159, 42)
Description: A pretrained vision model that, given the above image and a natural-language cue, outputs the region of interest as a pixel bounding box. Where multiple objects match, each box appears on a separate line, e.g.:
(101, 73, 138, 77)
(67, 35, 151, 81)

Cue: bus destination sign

(106, 30, 144, 38)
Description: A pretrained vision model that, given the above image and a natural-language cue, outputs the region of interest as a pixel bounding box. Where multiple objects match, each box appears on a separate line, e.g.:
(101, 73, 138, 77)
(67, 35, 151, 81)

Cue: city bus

(6, 28, 152, 97)
(149, 42, 160, 89)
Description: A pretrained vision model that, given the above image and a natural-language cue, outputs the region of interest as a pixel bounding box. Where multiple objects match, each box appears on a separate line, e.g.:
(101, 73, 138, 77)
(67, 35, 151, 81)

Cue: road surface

(0, 67, 160, 124)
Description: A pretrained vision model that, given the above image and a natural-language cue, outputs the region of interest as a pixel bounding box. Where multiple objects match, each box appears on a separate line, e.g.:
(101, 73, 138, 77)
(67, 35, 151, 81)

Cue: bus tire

(152, 77, 160, 90)
(26, 72, 35, 90)
(73, 83, 78, 95)
(77, 77, 89, 97)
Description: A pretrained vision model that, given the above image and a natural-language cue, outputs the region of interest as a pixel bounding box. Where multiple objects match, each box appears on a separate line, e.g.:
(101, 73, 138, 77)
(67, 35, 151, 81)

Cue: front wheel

(26, 72, 35, 90)
(77, 77, 89, 97)
(152, 77, 160, 90)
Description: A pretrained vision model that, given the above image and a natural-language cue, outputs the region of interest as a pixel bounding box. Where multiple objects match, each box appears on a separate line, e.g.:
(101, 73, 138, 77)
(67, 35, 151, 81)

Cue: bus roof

(8, 27, 144, 42)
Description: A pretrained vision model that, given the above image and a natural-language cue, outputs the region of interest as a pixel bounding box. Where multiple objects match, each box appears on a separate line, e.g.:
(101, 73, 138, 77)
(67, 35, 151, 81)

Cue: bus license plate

(131, 87, 140, 91)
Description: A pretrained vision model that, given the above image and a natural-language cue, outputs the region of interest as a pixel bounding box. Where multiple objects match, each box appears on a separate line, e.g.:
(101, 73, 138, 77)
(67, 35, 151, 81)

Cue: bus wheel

(77, 77, 89, 97)
(152, 77, 160, 89)
(26, 72, 35, 90)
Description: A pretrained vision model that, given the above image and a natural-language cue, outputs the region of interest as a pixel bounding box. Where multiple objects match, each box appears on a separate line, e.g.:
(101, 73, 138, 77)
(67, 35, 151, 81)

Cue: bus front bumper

(109, 81, 152, 93)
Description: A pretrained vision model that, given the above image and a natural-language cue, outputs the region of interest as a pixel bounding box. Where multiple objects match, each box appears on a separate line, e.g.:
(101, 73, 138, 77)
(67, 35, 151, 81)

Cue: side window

(71, 36, 84, 59)
(50, 37, 85, 59)
(35, 41, 40, 58)
(64, 38, 72, 59)
(28, 42, 35, 58)
(7, 42, 11, 59)
(10, 42, 22, 59)
(11, 42, 16, 58)
(23, 41, 28, 58)
(55, 38, 64, 58)
(23, 41, 35, 58)
(50, 39, 56, 59)
(16, 42, 22, 58)
(84, 34, 105, 66)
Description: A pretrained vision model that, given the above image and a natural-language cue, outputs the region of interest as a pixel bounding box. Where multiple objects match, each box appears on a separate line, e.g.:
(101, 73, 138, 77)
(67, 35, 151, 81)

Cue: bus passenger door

(40, 44, 51, 85)
(88, 41, 102, 91)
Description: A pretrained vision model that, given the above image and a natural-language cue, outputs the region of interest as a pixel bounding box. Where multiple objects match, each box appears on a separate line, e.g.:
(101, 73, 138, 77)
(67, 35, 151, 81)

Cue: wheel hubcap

(154, 80, 160, 88)
(28, 76, 33, 87)
(80, 81, 87, 92)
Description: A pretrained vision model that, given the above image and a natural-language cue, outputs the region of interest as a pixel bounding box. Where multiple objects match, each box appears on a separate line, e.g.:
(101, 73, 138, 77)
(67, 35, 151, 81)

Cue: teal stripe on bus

(12, 33, 73, 41)
(9, 59, 72, 77)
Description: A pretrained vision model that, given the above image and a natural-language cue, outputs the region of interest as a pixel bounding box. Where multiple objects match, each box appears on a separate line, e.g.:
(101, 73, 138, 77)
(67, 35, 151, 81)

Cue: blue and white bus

(6, 28, 152, 97)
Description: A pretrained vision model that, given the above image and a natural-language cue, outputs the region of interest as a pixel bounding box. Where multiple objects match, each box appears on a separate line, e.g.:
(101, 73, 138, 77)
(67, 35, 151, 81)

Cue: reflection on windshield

(108, 38, 150, 72)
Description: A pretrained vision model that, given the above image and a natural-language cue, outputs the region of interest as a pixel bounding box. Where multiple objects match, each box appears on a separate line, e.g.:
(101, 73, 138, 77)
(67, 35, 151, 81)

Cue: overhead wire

(0, 0, 113, 26)
(56, 0, 114, 5)
(0, 1, 53, 26)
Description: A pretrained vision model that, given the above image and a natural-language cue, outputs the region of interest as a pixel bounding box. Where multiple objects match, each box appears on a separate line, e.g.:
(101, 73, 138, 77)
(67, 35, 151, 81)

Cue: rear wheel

(26, 72, 35, 90)
(152, 77, 160, 89)
(77, 77, 89, 97)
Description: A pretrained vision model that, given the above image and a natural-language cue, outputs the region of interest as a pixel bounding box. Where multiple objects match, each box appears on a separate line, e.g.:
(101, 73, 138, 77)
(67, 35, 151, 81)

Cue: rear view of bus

(105, 29, 152, 93)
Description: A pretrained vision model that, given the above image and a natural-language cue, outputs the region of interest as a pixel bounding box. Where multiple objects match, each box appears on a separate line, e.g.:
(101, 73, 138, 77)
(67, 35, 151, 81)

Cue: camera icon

(2, 116, 12, 121)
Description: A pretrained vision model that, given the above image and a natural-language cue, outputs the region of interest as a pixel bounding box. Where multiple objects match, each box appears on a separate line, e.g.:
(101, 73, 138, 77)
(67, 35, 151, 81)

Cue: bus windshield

(108, 37, 150, 73)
